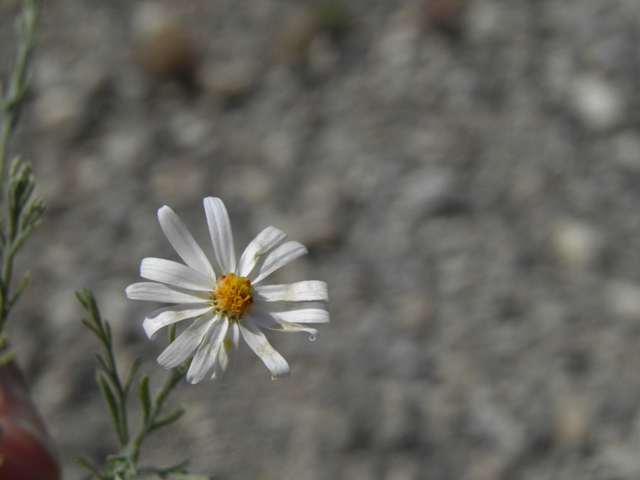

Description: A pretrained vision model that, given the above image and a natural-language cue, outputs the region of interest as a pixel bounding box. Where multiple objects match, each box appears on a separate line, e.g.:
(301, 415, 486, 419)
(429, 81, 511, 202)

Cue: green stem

(121, 362, 189, 466)
(105, 332, 129, 446)
(0, 243, 16, 333)
(0, 0, 39, 337)
(0, 120, 11, 188)
(0, 0, 38, 188)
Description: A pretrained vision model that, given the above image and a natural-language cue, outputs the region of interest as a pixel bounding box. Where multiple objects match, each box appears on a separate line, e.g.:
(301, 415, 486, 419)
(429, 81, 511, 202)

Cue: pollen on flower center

(213, 273, 253, 317)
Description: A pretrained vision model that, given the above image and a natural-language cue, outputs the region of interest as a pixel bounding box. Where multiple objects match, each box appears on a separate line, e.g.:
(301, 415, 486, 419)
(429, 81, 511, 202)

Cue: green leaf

(83, 289, 102, 329)
(0, 347, 16, 367)
(9, 271, 29, 306)
(96, 372, 125, 445)
(150, 406, 185, 432)
(124, 356, 141, 395)
(75, 290, 98, 322)
(80, 318, 101, 338)
(72, 456, 104, 479)
(138, 375, 151, 423)
(92, 353, 110, 375)
(104, 321, 112, 346)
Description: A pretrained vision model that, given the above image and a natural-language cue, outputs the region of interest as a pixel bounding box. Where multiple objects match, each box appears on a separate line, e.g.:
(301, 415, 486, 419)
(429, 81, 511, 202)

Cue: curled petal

(157, 314, 215, 369)
(236, 226, 287, 278)
(187, 317, 227, 384)
(256, 301, 330, 324)
(204, 197, 236, 274)
(249, 241, 307, 284)
(248, 308, 319, 340)
(158, 206, 215, 278)
(213, 321, 239, 383)
(253, 281, 329, 302)
(143, 303, 212, 340)
(239, 319, 290, 379)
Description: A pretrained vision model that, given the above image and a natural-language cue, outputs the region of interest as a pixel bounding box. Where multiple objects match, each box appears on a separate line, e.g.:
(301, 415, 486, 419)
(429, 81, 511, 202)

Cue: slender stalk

(0, 243, 15, 331)
(103, 327, 129, 446)
(0, 120, 11, 185)
(0, 0, 40, 336)
(0, 0, 38, 187)
(121, 364, 188, 465)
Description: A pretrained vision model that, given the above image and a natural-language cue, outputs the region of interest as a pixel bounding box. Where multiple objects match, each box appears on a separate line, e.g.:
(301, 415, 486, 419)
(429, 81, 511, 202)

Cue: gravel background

(4, 0, 640, 479)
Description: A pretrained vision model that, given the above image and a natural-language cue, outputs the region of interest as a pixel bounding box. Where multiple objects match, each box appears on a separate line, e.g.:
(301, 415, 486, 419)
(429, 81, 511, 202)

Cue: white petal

(143, 303, 213, 340)
(249, 241, 307, 284)
(158, 206, 215, 278)
(204, 197, 236, 274)
(187, 316, 227, 384)
(253, 281, 329, 302)
(213, 320, 239, 382)
(126, 282, 208, 304)
(257, 301, 330, 324)
(248, 308, 319, 340)
(141, 258, 215, 291)
(239, 319, 290, 379)
(236, 226, 287, 278)
(157, 314, 215, 369)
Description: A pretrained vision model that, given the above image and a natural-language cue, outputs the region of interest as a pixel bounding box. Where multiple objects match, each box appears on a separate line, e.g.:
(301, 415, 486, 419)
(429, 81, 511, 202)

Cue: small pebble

(307, 0, 353, 38)
(613, 131, 640, 172)
(132, 3, 200, 89)
(375, 381, 413, 448)
(307, 33, 340, 78)
(398, 168, 457, 217)
(552, 220, 603, 270)
(606, 280, 640, 321)
(34, 86, 84, 136)
(384, 456, 419, 480)
(555, 395, 590, 448)
(262, 129, 299, 169)
(571, 74, 624, 132)
(271, 6, 317, 65)
(200, 59, 259, 101)
(416, 0, 466, 34)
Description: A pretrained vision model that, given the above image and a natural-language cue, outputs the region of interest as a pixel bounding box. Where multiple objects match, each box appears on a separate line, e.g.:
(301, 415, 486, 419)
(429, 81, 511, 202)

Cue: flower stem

(121, 361, 189, 468)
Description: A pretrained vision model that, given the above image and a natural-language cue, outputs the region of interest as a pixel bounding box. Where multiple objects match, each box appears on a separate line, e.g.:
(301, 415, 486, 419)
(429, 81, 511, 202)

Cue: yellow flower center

(214, 273, 253, 317)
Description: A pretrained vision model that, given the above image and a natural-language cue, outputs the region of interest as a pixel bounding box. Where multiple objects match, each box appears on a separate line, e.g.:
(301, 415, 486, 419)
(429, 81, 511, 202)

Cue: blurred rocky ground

(3, 0, 640, 479)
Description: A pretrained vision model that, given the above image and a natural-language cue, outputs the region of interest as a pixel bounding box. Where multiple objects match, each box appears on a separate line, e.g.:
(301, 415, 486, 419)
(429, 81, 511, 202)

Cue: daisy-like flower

(125, 197, 329, 383)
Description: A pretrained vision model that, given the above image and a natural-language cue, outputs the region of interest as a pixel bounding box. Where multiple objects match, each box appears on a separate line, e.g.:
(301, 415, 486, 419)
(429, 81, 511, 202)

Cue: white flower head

(126, 197, 329, 383)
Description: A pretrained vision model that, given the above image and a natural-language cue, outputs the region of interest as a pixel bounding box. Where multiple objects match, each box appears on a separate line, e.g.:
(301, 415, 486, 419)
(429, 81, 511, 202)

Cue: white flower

(126, 197, 329, 383)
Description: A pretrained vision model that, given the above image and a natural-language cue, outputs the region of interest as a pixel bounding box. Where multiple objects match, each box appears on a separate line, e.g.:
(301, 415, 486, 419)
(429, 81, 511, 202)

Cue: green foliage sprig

(0, 0, 43, 356)
(0, 0, 39, 185)
(74, 289, 207, 480)
(0, 158, 44, 335)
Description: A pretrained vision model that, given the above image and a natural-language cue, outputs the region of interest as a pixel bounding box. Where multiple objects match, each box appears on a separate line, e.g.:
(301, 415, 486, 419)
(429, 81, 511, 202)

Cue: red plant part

(0, 359, 60, 480)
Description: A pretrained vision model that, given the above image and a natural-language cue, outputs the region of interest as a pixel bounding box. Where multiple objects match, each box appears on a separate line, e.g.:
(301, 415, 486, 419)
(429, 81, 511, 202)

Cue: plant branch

(121, 362, 189, 466)
(76, 289, 195, 480)
(0, 0, 39, 187)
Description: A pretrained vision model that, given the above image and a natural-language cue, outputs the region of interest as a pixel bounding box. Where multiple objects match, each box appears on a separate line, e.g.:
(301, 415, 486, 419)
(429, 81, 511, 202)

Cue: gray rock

(612, 131, 640, 172)
(571, 74, 624, 132)
(552, 220, 604, 271)
(606, 280, 640, 321)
